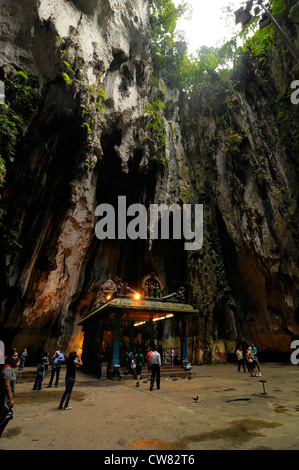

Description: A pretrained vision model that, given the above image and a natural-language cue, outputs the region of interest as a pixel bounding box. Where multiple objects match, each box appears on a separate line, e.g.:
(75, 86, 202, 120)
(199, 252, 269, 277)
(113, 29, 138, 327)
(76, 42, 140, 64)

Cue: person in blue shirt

(46, 349, 65, 388)
(32, 358, 47, 390)
(251, 343, 261, 376)
(125, 349, 134, 375)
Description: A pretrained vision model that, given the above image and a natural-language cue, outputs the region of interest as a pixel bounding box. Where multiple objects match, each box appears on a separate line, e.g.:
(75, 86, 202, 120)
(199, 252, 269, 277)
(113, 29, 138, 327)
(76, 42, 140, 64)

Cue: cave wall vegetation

(180, 11, 299, 361)
(0, 0, 298, 363)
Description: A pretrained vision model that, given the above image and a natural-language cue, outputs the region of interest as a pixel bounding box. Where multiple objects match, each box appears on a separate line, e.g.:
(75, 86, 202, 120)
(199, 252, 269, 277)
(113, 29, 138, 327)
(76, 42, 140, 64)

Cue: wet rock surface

(2, 363, 299, 451)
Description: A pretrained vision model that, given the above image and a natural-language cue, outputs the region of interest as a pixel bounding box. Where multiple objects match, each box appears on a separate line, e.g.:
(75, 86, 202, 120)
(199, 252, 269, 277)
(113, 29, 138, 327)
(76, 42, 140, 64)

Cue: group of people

(124, 345, 162, 390)
(236, 343, 262, 377)
(33, 348, 83, 409)
(164, 348, 179, 366)
(0, 346, 82, 448)
(1, 340, 265, 448)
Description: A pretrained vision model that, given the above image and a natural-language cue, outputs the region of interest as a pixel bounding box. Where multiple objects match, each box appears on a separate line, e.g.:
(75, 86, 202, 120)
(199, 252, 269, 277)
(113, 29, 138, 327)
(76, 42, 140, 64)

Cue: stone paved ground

(2, 362, 299, 452)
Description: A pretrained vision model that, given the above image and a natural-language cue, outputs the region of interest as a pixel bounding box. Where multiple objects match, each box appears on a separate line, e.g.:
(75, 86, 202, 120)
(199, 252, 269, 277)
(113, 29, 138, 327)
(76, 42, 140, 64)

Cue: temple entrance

(78, 274, 197, 376)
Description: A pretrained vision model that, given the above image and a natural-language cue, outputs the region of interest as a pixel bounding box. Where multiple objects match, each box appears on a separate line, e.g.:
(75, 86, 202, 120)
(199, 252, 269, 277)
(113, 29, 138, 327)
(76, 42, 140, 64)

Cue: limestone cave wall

(0, 0, 188, 359)
(0, 0, 298, 363)
(180, 22, 299, 362)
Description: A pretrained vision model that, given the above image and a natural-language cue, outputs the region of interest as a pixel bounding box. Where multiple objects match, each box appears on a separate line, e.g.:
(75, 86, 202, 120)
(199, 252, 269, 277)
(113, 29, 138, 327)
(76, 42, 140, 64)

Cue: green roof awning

(78, 297, 197, 325)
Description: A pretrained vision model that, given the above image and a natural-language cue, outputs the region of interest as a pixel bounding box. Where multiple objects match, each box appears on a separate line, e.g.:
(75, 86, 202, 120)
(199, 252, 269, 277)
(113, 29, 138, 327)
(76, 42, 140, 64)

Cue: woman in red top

(146, 348, 153, 371)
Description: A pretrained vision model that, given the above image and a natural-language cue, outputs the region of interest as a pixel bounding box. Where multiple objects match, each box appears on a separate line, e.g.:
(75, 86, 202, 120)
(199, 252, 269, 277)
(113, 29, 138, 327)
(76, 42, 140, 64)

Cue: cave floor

(2, 362, 299, 452)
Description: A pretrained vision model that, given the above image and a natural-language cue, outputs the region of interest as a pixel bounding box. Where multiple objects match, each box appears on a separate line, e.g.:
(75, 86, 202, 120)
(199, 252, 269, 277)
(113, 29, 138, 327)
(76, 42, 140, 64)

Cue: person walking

(236, 346, 246, 372)
(46, 348, 65, 388)
(0, 349, 19, 448)
(58, 351, 82, 410)
(149, 346, 161, 391)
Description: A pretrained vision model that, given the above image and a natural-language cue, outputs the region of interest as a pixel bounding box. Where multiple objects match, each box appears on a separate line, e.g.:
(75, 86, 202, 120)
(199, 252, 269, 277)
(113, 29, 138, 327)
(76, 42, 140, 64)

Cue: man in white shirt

(149, 346, 161, 391)
(236, 347, 246, 372)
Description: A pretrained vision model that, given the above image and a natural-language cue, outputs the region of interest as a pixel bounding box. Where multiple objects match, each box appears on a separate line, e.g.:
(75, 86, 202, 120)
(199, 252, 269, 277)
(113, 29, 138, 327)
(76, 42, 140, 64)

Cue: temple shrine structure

(78, 273, 197, 377)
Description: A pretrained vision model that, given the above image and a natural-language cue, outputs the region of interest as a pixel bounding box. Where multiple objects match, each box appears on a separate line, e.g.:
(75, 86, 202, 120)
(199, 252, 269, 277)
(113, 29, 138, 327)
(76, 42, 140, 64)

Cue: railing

(161, 348, 181, 366)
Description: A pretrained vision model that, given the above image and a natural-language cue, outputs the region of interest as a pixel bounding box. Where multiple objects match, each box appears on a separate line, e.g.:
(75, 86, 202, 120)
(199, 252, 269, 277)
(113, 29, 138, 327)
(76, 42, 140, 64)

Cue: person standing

(146, 347, 153, 372)
(32, 358, 47, 390)
(149, 346, 161, 391)
(130, 357, 137, 379)
(125, 349, 134, 375)
(18, 348, 27, 371)
(246, 347, 259, 377)
(58, 351, 82, 410)
(236, 346, 246, 372)
(251, 343, 262, 376)
(0, 349, 19, 448)
(42, 352, 50, 378)
(171, 348, 175, 366)
(47, 348, 65, 388)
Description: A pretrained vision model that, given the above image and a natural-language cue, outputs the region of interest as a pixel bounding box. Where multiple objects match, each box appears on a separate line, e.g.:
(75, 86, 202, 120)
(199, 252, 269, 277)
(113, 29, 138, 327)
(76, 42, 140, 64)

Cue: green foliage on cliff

(276, 95, 299, 152)
(6, 71, 40, 116)
(96, 87, 106, 113)
(0, 108, 25, 164)
(0, 70, 40, 209)
(150, 0, 294, 95)
(62, 72, 72, 86)
(141, 97, 166, 163)
(149, 0, 193, 88)
(149, 0, 189, 59)
(289, 1, 299, 22)
(149, 0, 238, 93)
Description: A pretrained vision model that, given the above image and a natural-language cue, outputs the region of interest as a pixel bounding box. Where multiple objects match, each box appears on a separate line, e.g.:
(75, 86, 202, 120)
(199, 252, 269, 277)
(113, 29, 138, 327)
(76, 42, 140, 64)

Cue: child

(33, 358, 47, 390)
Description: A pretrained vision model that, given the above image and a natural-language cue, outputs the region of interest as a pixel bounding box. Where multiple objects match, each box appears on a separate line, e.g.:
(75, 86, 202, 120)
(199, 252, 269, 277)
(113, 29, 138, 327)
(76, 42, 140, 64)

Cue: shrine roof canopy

(78, 297, 197, 326)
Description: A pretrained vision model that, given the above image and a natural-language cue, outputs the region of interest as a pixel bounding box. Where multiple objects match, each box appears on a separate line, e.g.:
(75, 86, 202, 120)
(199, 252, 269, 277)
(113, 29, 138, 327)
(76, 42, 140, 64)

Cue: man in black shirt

(58, 351, 82, 410)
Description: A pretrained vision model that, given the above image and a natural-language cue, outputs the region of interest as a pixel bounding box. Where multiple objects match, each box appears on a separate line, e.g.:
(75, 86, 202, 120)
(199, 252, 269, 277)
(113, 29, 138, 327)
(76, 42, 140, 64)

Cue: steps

(118, 365, 191, 380)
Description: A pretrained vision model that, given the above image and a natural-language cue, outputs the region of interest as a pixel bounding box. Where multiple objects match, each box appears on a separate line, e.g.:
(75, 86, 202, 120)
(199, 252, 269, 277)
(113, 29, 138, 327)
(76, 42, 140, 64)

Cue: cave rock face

(182, 56, 299, 362)
(0, 0, 299, 362)
(0, 0, 188, 356)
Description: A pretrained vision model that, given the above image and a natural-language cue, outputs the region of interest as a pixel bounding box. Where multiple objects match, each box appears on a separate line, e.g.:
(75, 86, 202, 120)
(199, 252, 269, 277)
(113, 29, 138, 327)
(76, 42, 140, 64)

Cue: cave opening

(215, 206, 248, 341)
(77, 128, 188, 304)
